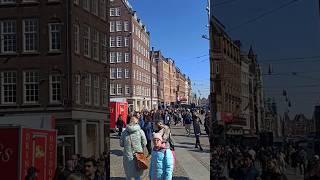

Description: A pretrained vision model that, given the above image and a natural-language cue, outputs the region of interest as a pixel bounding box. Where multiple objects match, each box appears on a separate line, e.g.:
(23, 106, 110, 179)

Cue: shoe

(200, 147, 203, 151)
(195, 146, 198, 148)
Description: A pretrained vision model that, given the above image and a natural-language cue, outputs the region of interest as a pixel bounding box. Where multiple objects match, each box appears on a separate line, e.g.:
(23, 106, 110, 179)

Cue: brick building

(0, 0, 109, 166)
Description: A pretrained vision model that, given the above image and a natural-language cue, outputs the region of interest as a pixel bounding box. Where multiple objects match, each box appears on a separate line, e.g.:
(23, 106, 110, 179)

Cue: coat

(120, 124, 147, 178)
(149, 148, 174, 180)
(193, 119, 201, 137)
(142, 121, 153, 141)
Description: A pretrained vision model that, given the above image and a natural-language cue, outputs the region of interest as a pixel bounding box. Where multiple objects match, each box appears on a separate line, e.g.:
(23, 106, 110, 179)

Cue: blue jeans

(126, 177, 141, 180)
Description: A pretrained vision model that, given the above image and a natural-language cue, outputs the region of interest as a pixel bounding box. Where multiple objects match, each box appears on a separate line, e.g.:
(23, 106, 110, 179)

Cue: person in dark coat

(116, 114, 124, 136)
(261, 159, 288, 180)
(193, 112, 203, 151)
(58, 160, 74, 180)
(142, 113, 154, 156)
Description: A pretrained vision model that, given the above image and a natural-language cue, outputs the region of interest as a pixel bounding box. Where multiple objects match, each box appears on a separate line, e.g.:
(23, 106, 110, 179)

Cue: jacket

(120, 124, 147, 178)
(142, 121, 153, 141)
(116, 117, 124, 128)
(184, 113, 192, 124)
(193, 119, 201, 136)
(149, 148, 174, 180)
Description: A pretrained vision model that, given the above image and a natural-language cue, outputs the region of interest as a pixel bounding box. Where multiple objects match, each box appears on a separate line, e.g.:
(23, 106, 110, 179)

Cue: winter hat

(153, 133, 163, 141)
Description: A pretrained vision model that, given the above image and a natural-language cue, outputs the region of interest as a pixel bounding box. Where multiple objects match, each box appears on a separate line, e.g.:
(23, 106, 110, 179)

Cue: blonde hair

(130, 116, 139, 124)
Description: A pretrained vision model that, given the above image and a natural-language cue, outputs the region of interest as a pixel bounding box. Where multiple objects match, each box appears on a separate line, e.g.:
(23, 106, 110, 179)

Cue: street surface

(110, 121, 210, 180)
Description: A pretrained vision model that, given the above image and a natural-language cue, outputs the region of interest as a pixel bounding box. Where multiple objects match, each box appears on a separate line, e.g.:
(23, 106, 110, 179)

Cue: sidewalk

(110, 124, 210, 180)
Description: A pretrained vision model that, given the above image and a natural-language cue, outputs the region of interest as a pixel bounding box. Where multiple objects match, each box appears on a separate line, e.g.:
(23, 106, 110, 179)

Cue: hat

(153, 133, 163, 141)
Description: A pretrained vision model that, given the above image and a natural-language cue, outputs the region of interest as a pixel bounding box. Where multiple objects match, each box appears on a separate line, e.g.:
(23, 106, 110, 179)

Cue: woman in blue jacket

(149, 133, 174, 180)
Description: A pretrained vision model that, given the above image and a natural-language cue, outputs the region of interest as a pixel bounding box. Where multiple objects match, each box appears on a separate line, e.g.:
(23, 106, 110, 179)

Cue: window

(101, 33, 107, 63)
(116, 52, 122, 63)
(0, 0, 15, 4)
(216, 63, 220, 74)
(1, 71, 16, 104)
(23, 19, 38, 52)
(125, 85, 129, 95)
(100, 0, 106, 21)
(102, 78, 107, 105)
(93, 75, 99, 106)
(116, 21, 122, 32)
(23, 71, 39, 104)
(110, 21, 115, 32)
(74, 23, 80, 54)
(115, 7, 120, 16)
(110, 68, 116, 79)
(0, 20, 16, 53)
(92, 0, 98, 15)
(124, 53, 129, 62)
(110, 8, 116, 16)
(110, 36, 115, 47)
(117, 68, 122, 79)
(75, 74, 80, 104)
(124, 37, 129, 47)
(83, 25, 90, 57)
(110, 84, 116, 95)
(73, 0, 79, 5)
(133, 86, 136, 95)
(92, 29, 99, 61)
(84, 73, 91, 105)
(110, 52, 116, 63)
(117, 84, 122, 95)
(124, 21, 129, 31)
(50, 74, 61, 103)
(49, 23, 62, 51)
(116, 36, 122, 47)
(83, 0, 89, 11)
(125, 69, 129, 78)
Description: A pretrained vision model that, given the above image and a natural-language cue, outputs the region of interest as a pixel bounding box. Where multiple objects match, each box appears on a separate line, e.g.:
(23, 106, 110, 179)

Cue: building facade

(240, 53, 251, 134)
(0, 0, 109, 166)
(109, 0, 153, 111)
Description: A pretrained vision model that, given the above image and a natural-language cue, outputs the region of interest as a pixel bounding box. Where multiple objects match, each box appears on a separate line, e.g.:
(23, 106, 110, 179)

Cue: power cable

(214, 0, 240, 7)
(227, 0, 301, 32)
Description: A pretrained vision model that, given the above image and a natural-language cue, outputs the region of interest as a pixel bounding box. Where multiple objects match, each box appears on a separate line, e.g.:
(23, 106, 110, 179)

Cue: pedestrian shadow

(173, 176, 189, 180)
(110, 177, 126, 180)
(110, 149, 123, 156)
(189, 149, 210, 153)
(174, 144, 194, 149)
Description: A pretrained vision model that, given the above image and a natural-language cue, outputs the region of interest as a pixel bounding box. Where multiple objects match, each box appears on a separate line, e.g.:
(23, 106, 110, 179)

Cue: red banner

(0, 128, 19, 180)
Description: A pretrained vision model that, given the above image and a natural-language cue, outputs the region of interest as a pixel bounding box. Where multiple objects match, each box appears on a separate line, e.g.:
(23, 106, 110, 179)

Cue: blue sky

(128, 0, 210, 99)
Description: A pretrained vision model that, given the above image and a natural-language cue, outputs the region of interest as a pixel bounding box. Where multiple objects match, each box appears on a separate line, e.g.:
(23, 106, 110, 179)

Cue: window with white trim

(92, 0, 99, 16)
(110, 21, 115, 32)
(110, 8, 116, 16)
(83, 0, 89, 11)
(74, 23, 80, 54)
(84, 73, 91, 105)
(83, 25, 90, 57)
(49, 74, 61, 103)
(49, 23, 61, 51)
(110, 84, 116, 95)
(0, 71, 16, 104)
(116, 36, 122, 47)
(23, 19, 38, 53)
(124, 53, 129, 62)
(110, 52, 116, 63)
(125, 69, 129, 78)
(23, 71, 39, 104)
(92, 29, 99, 61)
(116, 84, 122, 95)
(75, 74, 80, 104)
(125, 85, 129, 95)
(133, 86, 136, 95)
(116, 52, 122, 63)
(115, 7, 120, 16)
(110, 68, 116, 79)
(124, 37, 129, 47)
(101, 33, 107, 63)
(116, 21, 122, 32)
(0, 0, 15, 4)
(124, 21, 129, 31)
(110, 36, 115, 47)
(0, 20, 16, 53)
(93, 75, 99, 106)
(102, 77, 108, 105)
(117, 68, 122, 79)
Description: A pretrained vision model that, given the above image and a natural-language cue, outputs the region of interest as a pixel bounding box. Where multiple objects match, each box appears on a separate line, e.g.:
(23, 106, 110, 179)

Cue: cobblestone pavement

(110, 121, 210, 180)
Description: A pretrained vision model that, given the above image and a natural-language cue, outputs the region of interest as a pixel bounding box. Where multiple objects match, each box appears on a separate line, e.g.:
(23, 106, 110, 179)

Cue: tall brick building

(0, 0, 109, 166)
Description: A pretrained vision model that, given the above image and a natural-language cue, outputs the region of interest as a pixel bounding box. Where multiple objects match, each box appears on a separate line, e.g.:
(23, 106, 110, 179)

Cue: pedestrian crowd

(211, 144, 320, 180)
(117, 107, 210, 180)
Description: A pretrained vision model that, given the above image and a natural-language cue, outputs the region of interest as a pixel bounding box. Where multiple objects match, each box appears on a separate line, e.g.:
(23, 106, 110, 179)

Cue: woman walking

(120, 116, 147, 180)
(193, 112, 203, 151)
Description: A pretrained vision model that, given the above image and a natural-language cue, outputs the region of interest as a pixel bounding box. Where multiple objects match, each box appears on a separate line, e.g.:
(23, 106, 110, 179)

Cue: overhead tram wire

(214, 0, 240, 7)
(227, 0, 302, 32)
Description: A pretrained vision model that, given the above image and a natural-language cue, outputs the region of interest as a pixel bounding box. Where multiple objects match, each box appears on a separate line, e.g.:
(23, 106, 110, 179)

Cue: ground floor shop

(127, 97, 158, 112)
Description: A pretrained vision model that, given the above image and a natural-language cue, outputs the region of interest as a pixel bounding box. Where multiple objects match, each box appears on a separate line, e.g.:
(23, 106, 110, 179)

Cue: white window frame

(92, 28, 99, 61)
(110, 84, 116, 95)
(116, 36, 122, 47)
(110, 8, 116, 16)
(23, 19, 38, 53)
(49, 74, 62, 104)
(116, 52, 122, 63)
(117, 68, 122, 79)
(125, 85, 129, 95)
(93, 75, 100, 106)
(110, 68, 116, 79)
(49, 23, 62, 52)
(23, 71, 39, 104)
(110, 21, 115, 32)
(0, 71, 17, 105)
(116, 21, 122, 32)
(124, 37, 129, 47)
(125, 69, 129, 78)
(0, 20, 16, 54)
(116, 84, 122, 95)
(75, 74, 81, 104)
(124, 53, 129, 62)
(83, 25, 91, 57)
(124, 21, 129, 31)
(84, 73, 91, 105)
(110, 52, 116, 63)
(109, 36, 115, 47)
(74, 23, 80, 54)
(115, 7, 120, 16)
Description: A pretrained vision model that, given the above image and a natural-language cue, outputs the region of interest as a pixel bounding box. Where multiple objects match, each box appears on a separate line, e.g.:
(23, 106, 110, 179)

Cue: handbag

(129, 133, 149, 170)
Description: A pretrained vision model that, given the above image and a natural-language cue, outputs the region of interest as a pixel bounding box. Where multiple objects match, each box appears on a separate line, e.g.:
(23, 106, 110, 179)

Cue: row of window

(110, 68, 129, 79)
(133, 54, 150, 72)
(109, 51, 129, 63)
(0, 20, 61, 54)
(109, 21, 129, 32)
(133, 70, 150, 84)
(132, 23, 149, 47)
(74, 0, 107, 21)
(74, 24, 108, 63)
(133, 39, 149, 58)
(109, 36, 129, 48)
(110, 84, 130, 96)
(109, 7, 121, 17)
(133, 85, 151, 97)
